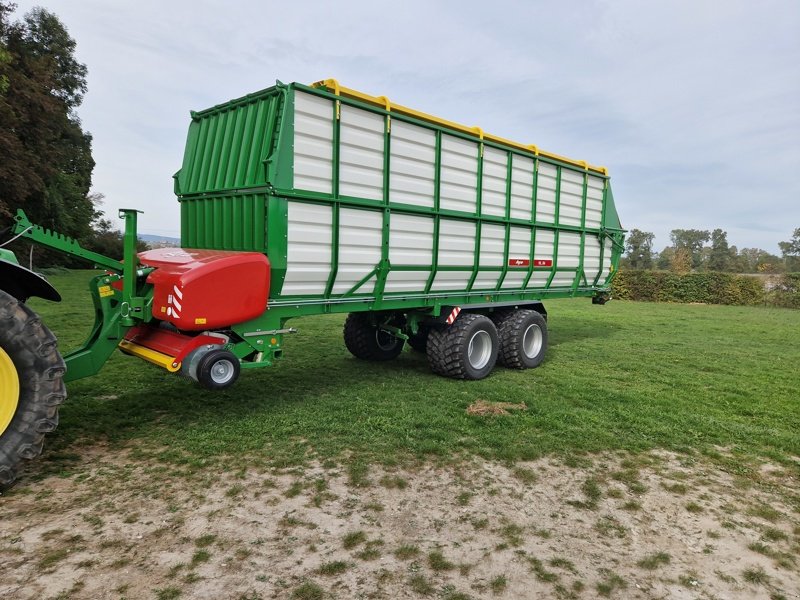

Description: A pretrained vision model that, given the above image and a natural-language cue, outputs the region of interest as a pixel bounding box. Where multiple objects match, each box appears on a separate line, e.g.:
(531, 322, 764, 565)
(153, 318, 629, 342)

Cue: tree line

(0, 2, 139, 264)
(623, 227, 800, 274)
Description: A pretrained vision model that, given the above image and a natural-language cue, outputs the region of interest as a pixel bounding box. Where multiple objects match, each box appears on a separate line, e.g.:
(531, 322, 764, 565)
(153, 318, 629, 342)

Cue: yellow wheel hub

(0, 346, 19, 437)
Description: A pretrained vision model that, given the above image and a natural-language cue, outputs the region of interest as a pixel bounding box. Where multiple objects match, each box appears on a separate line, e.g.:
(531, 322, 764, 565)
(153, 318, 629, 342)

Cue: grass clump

(291, 581, 325, 600)
(317, 560, 348, 575)
(489, 574, 507, 594)
(394, 544, 420, 560)
(637, 552, 671, 570)
(342, 530, 367, 550)
(596, 570, 627, 597)
(428, 550, 455, 571)
(742, 566, 769, 585)
(408, 574, 435, 595)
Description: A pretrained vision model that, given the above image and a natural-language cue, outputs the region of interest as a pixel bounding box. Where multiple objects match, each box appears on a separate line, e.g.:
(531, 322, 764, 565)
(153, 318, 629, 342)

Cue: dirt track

(1, 449, 798, 599)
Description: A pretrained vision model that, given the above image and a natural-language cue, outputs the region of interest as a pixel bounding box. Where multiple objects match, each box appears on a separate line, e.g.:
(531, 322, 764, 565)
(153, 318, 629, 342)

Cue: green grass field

(29, 270, 800, 472)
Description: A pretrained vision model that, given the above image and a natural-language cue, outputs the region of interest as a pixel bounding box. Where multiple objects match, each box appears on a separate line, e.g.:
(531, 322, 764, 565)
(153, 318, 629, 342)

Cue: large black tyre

(426, 313, 498, 380)
(495, 309, 548, 369)
(0, 290, 66, 488)
(406, 325, 430, 353)
(343, 313, 404, 361)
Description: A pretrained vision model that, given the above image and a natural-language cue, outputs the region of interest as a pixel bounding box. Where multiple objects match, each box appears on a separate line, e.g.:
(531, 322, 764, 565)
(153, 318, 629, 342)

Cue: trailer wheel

(0, 290, 66, 488)
(495, 309, 548, 369)
(343, 313, 404, 361)
(406, 325, 430, 353)
(427, 313, 498, 380)
(196, 349, 241, 390)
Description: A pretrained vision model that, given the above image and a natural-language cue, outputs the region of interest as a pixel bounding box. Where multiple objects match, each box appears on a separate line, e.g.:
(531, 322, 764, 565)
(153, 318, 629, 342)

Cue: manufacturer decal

(508, 258, 530, 267)
(533, 259, 553, 267)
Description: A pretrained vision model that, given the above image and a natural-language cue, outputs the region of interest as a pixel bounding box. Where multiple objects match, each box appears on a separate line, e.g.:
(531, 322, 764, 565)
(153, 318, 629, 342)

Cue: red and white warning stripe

(445, 306, 461, 325)
(167, 285, 183, 318)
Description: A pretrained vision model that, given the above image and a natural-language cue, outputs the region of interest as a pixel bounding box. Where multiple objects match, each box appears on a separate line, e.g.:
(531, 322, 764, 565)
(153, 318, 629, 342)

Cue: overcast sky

(11, 0, 800, 252)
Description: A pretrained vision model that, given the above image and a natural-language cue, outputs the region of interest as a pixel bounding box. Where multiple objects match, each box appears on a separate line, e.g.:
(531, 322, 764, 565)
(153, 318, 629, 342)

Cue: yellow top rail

(311, 78, 608, 176)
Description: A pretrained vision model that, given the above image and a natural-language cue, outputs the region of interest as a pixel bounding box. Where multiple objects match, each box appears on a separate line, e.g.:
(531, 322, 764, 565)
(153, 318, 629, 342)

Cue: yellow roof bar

(312, 79, 608, 176)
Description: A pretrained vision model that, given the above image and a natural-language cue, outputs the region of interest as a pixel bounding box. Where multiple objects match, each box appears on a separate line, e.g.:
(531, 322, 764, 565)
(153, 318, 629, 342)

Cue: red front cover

(139, 248, 270, 331)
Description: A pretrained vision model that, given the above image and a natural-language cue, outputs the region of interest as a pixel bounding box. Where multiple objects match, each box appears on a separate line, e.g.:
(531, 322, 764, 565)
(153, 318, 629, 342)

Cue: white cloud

(10, 0, 800, 250)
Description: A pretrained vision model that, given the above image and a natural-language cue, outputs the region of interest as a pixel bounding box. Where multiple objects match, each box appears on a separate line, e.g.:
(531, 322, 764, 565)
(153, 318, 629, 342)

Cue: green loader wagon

(0, 78, 625, 486)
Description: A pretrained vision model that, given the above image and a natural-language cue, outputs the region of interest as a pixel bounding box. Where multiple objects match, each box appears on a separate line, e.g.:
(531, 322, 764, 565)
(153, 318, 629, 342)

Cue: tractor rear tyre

(0, 289, 66, 488)
(427, 313, 498, 380)
(495, 309, 548, 369)
(343, 313, 404, 361)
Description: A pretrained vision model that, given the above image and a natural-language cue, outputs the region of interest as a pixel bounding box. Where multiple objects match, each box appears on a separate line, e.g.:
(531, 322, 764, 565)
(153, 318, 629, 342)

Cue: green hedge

(767, 273, 800, 309)
(610, 270, 783, 307)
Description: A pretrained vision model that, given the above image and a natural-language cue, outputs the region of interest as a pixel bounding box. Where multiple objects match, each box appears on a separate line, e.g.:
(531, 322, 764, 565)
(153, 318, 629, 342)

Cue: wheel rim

(375, 329, 398, 351)
(0, 346, 20, 436)
(522, 324, 543, 358)
(210, 359, 235, 385)
(467, 330, 493, 370)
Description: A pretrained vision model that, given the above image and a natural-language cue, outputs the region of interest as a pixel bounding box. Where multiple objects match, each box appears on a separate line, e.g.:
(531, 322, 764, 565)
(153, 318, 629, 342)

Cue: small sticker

(160, 306, 167, 313)
(98, 285, 114, 298)
(195, 317, 207, 325)
(508, 258, 530, 267)
(534, 259, 553, 267)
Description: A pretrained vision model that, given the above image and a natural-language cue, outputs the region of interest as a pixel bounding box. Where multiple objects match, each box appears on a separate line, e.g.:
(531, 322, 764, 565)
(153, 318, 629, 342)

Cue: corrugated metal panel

(502, 226, 531, 289)
(178, 92, 281, 195)
(472, 223, 504, 290)
(536, 163, 557, 223)
(389, 120, 435, 208)
(528, 229, 555, 288)
(559, 169, 584, 227)
(431, 270, 473, 292)
(384, 270, 430, 293)
(333, 207, 382, 294)
(509, 156, 534, 221)
(439, 135, 478, 213)
(583, 235, 602, 283)
(599, 238, 613, 284)
(339, 105, 384, 200)
(438, 219, 475, 266)
(552, 231, 582, 286)
(481, 146, 507, 217)
(180, 194, 267, 251)
(282, 201, 332, 295)
(389, 213, 434, 266)
(293, 92, 334, 194)
(585, 175, 604, 229)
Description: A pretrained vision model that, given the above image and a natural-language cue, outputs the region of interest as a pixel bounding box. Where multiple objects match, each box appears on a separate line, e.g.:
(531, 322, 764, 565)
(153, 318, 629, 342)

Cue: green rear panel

(175, 82, 624, 318)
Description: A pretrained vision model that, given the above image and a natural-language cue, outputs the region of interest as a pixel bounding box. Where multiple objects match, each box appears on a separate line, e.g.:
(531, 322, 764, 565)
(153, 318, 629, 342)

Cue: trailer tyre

(427, 313, 498, 380)
(495, 309, 548, 369)
(343, 313, 404, 361)
(406, 325, 430, 353)
(196, 349, 240, 390)
(0, 289, 66, 488)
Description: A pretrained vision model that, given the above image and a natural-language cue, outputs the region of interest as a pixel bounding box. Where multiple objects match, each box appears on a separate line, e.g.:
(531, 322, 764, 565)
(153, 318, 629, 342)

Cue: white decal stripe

(173, 286, 183, 300)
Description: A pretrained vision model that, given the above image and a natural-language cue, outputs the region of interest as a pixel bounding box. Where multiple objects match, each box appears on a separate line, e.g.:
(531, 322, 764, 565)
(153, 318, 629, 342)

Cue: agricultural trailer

(0, 79, 625, 486)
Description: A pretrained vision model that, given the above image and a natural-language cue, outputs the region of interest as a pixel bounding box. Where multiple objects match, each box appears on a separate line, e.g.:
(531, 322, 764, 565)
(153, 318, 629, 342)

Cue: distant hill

(139, 234, 180, 248)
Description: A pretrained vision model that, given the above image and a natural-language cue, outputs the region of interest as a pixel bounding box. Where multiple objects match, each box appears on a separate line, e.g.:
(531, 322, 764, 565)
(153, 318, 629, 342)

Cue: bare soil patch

(1, 449, 798, 599)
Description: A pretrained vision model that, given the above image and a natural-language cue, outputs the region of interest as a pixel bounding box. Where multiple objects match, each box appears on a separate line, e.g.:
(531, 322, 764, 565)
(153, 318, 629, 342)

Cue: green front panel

(174, 86, 284, 195)
(180, 193, 269, 251)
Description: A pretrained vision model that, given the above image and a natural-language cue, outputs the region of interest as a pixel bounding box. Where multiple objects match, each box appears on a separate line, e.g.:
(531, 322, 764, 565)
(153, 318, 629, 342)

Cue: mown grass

(27, 270, 800, 472)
